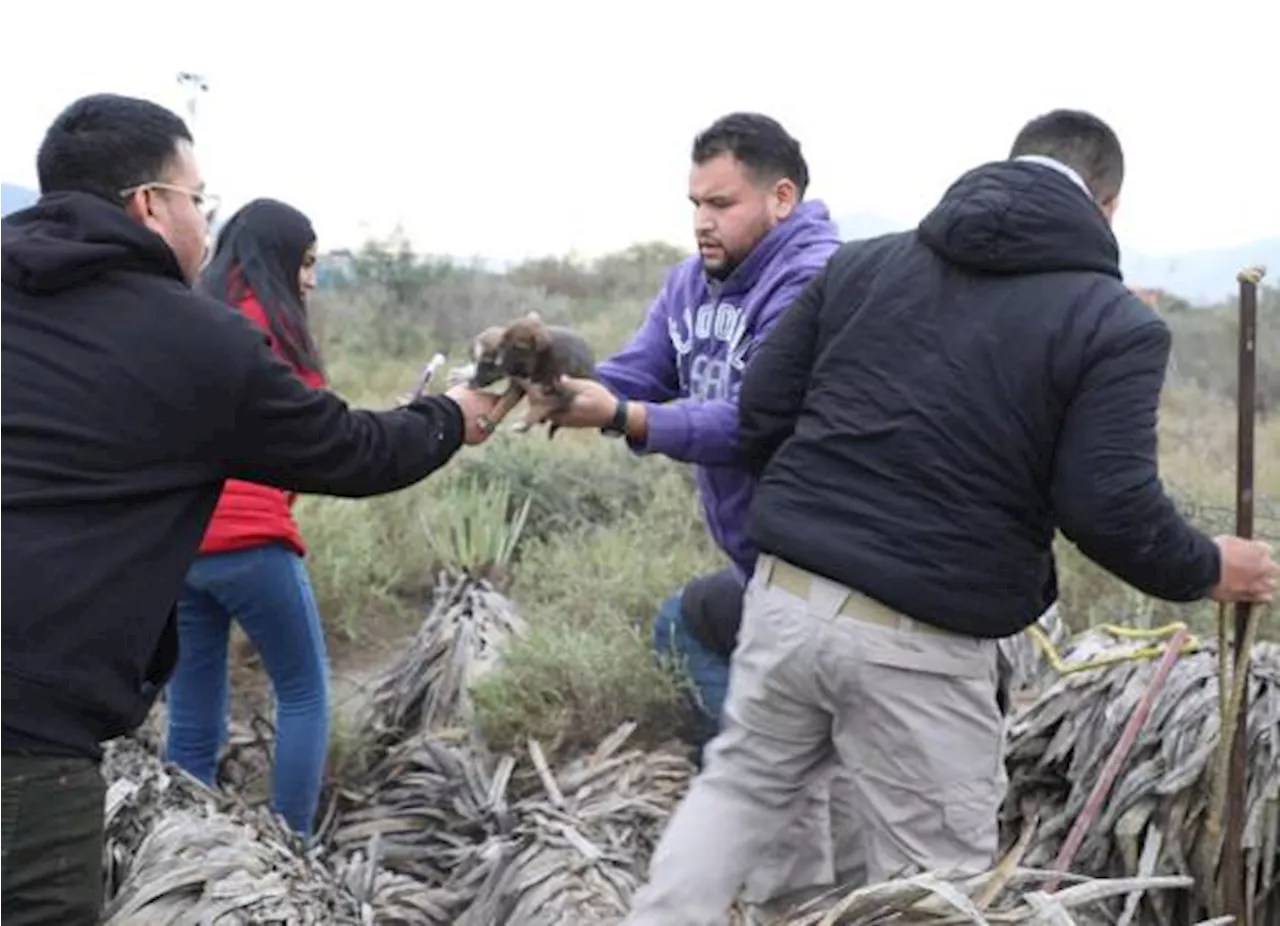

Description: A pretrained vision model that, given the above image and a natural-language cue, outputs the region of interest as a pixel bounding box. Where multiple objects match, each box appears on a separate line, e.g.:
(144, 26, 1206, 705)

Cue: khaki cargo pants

(625, 554, 1008, 925)
(740, 761, 863, 922)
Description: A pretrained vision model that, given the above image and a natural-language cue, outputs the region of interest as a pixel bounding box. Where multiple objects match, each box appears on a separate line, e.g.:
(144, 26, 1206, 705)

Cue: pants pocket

(854, 768, 998, 881)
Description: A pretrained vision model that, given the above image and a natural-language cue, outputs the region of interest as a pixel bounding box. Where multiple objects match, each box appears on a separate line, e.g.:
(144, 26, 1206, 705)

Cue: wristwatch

(601, 396, 629, 437)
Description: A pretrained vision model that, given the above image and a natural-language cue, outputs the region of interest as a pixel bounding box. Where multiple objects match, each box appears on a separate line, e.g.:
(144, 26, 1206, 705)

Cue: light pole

(176, 71, 209, 133)
(176, 71, 217, 257)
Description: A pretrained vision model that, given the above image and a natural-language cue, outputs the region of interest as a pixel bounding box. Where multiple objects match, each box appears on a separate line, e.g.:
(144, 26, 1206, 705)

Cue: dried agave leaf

(1002, 634, 1280, 925)
(448, 724, 694, 924)
(353, 572, 528, 755)
(101, 737, 360, 925)
(771, 868, 1192, 926)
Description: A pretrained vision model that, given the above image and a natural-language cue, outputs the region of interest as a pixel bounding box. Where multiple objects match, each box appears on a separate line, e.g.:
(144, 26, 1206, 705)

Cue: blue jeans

(164, 543, 329, 838)
(652, 592, 731, 757)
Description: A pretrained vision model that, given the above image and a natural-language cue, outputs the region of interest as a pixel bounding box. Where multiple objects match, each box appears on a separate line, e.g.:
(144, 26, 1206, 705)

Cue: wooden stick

(1221, 264, 1265, 925)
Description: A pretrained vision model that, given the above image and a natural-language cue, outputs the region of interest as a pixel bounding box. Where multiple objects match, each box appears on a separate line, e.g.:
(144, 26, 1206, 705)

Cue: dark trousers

(1, 754, 105, 926)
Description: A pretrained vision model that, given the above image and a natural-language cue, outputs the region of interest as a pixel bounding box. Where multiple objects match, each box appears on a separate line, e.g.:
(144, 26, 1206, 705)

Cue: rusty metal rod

(1043, 624, 1191, 894)
(1221, 264, 1265, 925)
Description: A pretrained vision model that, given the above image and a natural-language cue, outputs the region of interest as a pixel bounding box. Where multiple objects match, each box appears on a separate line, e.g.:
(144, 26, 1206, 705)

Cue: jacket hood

(916, 160, 1122, 279)
(1, 190, 185, 294)
(709, 199, 841, 297)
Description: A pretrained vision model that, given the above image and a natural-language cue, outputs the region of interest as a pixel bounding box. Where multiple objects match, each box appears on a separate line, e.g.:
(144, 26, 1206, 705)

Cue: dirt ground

(225, 622, 407, 720)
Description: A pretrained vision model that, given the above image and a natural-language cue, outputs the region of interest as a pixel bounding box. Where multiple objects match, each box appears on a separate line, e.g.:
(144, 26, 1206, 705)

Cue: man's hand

(1210, 535, 1278, 603)
(444, 384, 501, 445)
(527, 377, 620, 430)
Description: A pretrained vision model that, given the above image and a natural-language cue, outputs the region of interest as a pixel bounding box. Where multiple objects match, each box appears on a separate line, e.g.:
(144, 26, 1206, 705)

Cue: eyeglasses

(119, 181, 221, 222)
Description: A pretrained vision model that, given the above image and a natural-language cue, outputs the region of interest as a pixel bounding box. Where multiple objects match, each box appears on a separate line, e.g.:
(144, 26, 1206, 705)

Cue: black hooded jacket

(739, 160, 1219, 638)
(2, 192, 465, 758)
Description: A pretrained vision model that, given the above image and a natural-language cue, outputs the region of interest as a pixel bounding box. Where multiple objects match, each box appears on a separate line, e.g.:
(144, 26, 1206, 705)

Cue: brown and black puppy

(450, 325, 526, 434)
(464, 325, 509, 389)
(493, 311, 597, 435)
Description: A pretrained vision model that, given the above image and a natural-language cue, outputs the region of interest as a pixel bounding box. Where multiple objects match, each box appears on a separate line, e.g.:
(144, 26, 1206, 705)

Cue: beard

(704, 256, 738, 281)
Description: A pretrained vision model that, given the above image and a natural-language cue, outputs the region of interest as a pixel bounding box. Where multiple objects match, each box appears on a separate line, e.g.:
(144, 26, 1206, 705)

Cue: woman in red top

(164, 198, 332, 838)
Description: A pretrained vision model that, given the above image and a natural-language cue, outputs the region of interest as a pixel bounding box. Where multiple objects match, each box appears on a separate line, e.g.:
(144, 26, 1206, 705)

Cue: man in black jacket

(1, 93, 497, 925)
(624, 109, 1276, 923)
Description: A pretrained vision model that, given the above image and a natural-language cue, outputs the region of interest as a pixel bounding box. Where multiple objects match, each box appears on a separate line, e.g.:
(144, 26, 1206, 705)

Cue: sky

(2, 1, 1278, 264)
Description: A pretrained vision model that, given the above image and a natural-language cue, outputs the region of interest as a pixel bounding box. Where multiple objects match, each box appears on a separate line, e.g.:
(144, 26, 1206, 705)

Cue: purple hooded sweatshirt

(595, 199, 841, 577)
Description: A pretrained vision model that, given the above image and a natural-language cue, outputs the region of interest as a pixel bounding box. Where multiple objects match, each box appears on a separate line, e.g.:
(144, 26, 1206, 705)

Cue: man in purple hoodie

(528, 112, 854, 918)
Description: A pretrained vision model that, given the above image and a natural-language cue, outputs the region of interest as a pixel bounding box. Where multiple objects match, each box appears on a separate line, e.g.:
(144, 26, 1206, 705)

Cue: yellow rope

(1024, 620, 1202, 676)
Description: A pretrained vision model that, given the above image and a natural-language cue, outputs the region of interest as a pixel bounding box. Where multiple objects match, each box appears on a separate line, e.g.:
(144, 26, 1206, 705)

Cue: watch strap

(602, 396, 629, 437)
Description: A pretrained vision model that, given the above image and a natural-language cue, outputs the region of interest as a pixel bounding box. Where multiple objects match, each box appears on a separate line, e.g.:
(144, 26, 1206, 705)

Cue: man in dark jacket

(623, 109, 1277, 924)
(1, 93, 498, 925)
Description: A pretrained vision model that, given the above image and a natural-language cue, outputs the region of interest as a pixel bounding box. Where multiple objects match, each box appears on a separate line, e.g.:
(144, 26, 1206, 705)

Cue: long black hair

(199, 198, 323, 375)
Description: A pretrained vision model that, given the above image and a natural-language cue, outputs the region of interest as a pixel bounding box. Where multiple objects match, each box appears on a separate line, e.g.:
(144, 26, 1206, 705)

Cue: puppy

(452, 325, 527, 435)
(464, 325, 509, 389)
(485, 312, 597, 435)
(497, 312, 597, 436)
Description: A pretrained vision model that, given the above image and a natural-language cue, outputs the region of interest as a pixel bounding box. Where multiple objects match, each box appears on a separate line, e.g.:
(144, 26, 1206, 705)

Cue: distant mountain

(2, 182, 38, 217)
(1121, 238, 1279, 305)
(834, 211, 1277, 305)
(834, 211, 908, 242)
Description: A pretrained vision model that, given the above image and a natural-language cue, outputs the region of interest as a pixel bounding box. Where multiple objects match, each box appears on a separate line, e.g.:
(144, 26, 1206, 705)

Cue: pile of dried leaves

(100, 736, 363, 925)
(322, 571, 692, 922)
(1002, 632, 1280, 925)
(99, 572, 635, 925)
(321, 718, 693, 925)
(353, 571, 527, 755)
(773, 869, 1196, 925)
(450, 722, 692, 925)
(101, 566, 1280, 925)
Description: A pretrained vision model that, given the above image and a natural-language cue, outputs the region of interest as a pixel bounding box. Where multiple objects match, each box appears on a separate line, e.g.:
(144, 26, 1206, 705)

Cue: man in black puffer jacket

(622, 109, 1277, 925)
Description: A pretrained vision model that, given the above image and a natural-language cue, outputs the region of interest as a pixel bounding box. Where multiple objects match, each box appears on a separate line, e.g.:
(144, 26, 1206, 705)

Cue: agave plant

(419, 474, 532, 586)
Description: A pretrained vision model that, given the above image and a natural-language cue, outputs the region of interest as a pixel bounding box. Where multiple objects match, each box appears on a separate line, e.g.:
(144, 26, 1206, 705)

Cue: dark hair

(36, 93, 193, 204)
(692, 112, 810, 198)
(1009, 109, 1124, 203)
(198, 199, 323, 375)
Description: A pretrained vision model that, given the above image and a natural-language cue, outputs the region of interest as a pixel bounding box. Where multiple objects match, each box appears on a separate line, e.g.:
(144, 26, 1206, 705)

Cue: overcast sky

(3, 1, 1277, 262)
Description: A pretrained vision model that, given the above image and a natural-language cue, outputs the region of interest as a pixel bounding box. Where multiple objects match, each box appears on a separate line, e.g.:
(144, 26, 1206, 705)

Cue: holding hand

(526, 377, 621, 430)
(1211, 535, 1278, 603)
(445, 384, 501, 445)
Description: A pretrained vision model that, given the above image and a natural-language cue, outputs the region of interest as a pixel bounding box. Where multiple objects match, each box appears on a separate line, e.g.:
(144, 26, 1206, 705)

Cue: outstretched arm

(1051, 309, 1219, 600)
(217, 338, 471, 498)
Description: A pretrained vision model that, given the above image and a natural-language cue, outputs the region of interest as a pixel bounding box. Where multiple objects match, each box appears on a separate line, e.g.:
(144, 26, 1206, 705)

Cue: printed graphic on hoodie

(669, 294, 751, 403)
